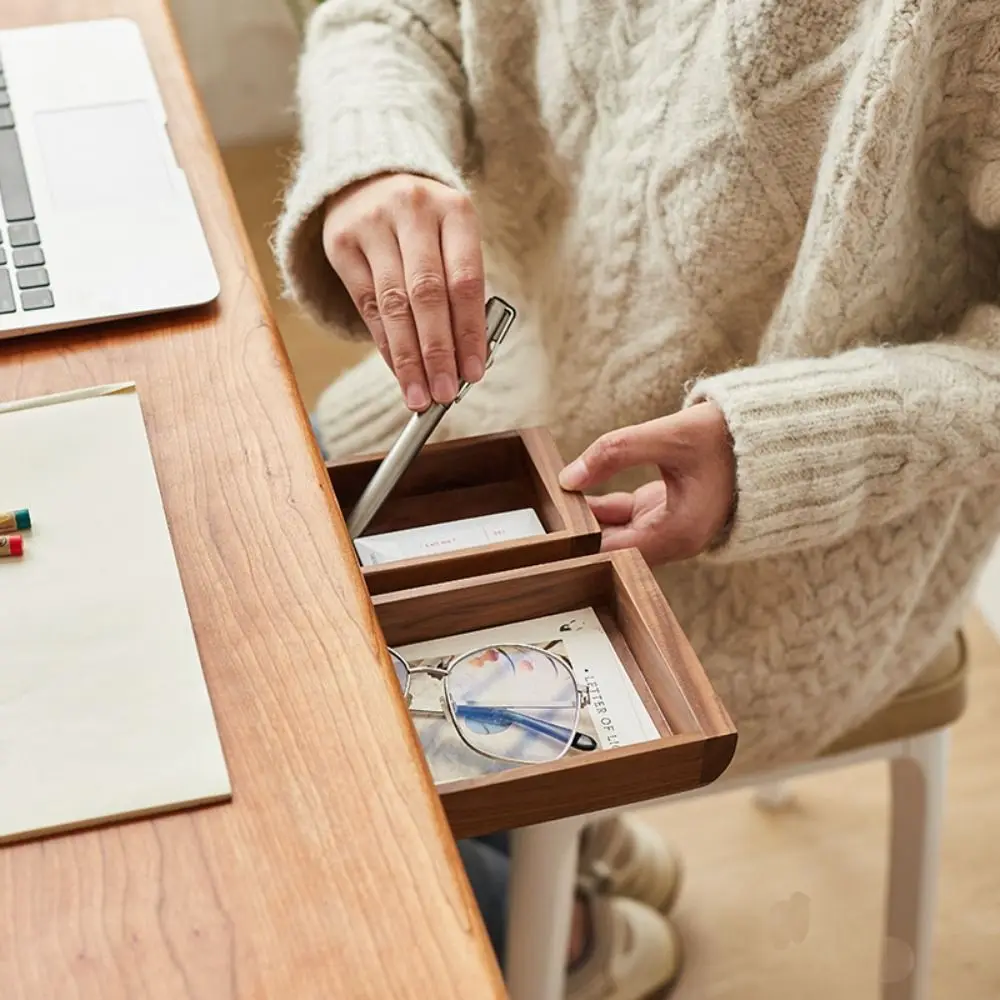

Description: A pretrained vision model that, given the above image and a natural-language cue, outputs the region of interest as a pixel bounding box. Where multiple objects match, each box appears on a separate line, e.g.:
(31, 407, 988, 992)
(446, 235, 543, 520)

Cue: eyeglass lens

(446, 644, 579, 764)
(388, 650, 409, 693)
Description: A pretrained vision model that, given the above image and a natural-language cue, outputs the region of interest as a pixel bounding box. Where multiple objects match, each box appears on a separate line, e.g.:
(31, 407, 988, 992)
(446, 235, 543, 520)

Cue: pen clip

(454, 296, 516, 404)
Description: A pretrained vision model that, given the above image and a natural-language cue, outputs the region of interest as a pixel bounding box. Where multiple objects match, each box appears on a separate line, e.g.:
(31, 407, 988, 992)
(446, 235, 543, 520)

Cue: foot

(579, 815, 682, 915)
(566, 893, 683, 1000)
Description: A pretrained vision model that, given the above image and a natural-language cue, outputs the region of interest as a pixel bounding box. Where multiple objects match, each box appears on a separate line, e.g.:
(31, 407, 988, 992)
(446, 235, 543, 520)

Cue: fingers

(397, 201, 459, 404)
(361, 227, 430, 411)
(441, 202, 486, 383)
(561, 406, 737, 563)
(593, 480, 713, 564)
(559, 418, 674, 492)
(323, 174, 486, 409)
(598, 503, 669, 558)
(599, 522, 647, 554)
(587, 491, 647, 553)
(325, 237, 393, 368)
(585, 492, 634, 526)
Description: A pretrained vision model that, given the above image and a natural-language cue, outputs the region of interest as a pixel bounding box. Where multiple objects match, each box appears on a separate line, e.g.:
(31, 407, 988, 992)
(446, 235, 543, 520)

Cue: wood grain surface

(0, 3, 505, 999)
(519, 427, 600, 538)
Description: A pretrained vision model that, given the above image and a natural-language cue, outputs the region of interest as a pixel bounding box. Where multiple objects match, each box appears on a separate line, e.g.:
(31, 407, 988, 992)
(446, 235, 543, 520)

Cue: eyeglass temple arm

(408, 705, 597, 751)
(454, 705, 598, 752)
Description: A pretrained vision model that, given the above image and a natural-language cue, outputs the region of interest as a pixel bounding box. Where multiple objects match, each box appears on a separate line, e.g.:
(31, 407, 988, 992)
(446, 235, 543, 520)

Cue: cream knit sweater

(276, 0, 1000, 773)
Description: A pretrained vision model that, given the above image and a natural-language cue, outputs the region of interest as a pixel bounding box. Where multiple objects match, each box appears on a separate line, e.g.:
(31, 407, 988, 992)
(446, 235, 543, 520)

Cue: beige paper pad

(0, 383, 231, 844)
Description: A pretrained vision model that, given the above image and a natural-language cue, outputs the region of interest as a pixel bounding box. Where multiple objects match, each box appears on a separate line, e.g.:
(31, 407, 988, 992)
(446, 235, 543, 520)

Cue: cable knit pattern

(276, 0, 1000, 773)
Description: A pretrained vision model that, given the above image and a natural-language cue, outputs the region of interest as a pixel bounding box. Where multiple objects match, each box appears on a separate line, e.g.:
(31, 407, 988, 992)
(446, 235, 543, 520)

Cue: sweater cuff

(273, 109, 467, 338)
(684, 348, 907, 562)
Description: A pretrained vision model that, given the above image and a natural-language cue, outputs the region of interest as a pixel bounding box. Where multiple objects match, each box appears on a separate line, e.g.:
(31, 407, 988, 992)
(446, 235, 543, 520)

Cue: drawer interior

(327, 428, 601, 595)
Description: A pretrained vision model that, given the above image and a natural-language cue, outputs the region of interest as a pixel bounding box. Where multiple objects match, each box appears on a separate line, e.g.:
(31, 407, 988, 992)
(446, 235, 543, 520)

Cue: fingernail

(405, 383, 429, 410)
(464, 355, 485, 382)
(432, 374, 458, 403)
(559, 459, 587, 491)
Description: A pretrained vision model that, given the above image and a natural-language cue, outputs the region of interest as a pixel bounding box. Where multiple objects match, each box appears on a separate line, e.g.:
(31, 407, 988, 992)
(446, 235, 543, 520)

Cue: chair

(504, 632, 969, 1000)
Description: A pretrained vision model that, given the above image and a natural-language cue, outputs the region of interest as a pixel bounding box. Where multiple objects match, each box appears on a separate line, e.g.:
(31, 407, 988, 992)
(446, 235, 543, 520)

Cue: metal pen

(346, 296, 517, 540)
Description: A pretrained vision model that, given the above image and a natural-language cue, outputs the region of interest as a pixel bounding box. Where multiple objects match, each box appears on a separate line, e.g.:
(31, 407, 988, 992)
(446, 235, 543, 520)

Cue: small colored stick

(0, 534, 24, 557)
(0, 508, 30, 532)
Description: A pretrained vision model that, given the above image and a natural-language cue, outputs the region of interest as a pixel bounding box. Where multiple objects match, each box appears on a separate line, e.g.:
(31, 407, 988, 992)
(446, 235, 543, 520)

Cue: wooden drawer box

(327, 427, 601, 595)
(372, 549, 738, 839)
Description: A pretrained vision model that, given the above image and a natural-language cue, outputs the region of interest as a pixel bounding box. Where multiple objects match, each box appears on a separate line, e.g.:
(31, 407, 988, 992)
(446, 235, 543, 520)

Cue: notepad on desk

(0, 383, 231, 845)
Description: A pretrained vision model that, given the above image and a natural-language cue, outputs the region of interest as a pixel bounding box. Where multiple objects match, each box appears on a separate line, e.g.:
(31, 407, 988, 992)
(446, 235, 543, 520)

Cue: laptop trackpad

(32, 100, 176, 214)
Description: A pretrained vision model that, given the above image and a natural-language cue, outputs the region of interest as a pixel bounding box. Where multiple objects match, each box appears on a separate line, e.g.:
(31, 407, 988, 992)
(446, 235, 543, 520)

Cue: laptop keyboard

(0, 61, 54, 315)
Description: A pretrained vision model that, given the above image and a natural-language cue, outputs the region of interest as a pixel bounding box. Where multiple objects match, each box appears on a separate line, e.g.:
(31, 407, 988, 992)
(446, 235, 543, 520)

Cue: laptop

(0, 17, 219, 341)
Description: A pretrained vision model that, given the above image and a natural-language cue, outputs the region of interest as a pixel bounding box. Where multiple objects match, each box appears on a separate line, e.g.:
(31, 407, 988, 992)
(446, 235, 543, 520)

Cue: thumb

(559, 420, 669, 492)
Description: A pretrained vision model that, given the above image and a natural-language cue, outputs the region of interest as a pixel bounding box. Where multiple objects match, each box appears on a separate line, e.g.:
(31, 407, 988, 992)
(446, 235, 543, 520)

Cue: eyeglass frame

(388, 641, 596, 765)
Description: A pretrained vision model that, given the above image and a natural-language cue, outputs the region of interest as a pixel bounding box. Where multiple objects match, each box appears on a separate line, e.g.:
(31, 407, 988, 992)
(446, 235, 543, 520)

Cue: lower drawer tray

(372, 550, 737, 838)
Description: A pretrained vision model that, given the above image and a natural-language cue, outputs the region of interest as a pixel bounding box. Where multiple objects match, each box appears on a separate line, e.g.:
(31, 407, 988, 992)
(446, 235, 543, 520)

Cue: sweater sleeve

(273, 0, 469, 336)
(685, 303, 1000, 563)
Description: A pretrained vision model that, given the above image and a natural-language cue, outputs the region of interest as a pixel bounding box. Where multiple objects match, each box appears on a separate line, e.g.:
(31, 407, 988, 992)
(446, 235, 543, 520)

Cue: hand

(323, 173, 487, 411)
(558, 402, 736, 564)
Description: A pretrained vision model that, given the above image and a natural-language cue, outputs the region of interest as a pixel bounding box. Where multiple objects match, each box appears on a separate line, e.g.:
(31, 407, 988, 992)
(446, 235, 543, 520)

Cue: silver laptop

(0, 17, 219, 341)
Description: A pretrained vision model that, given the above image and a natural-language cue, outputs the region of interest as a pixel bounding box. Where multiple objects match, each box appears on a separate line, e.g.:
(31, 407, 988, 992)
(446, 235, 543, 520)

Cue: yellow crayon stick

(0, 508, 30, 532)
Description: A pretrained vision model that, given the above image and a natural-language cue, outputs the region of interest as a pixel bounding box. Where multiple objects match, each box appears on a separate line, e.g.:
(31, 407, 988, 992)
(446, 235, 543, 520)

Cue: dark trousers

(458, 834, 511, 966)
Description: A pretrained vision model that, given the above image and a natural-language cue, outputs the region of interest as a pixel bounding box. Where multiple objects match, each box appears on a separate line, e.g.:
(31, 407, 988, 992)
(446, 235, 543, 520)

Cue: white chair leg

(506, 815, 587, 1000)
(882, 729, 950, 1000)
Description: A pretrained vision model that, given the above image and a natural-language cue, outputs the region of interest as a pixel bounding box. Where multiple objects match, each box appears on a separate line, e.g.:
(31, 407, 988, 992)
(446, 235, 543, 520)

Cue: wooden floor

(224, 140, 1000, 1000)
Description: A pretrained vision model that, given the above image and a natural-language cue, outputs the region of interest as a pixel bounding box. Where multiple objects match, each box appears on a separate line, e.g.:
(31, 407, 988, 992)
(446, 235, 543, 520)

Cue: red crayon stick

(0, 533, 24, 557)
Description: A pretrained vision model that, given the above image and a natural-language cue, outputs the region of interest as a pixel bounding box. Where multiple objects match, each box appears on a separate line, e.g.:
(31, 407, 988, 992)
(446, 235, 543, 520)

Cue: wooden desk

(0, 3, 505, 998)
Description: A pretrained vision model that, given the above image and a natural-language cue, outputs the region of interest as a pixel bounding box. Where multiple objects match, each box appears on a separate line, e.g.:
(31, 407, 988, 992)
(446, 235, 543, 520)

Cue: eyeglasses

(388, 642, 596, 765)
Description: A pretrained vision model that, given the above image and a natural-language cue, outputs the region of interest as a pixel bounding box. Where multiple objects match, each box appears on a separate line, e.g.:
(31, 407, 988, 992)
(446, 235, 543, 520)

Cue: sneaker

(566, 893, 683, 1000)
(579, 815, 682, 915)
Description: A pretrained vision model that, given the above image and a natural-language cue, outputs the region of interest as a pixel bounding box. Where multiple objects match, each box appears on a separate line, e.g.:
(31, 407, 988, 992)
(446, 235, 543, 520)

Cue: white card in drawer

(354, 507, 545, 566)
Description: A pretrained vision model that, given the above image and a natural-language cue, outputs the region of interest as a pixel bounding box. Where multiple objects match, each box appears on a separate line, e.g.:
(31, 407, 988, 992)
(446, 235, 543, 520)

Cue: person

(275, 1, 1000, 996)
